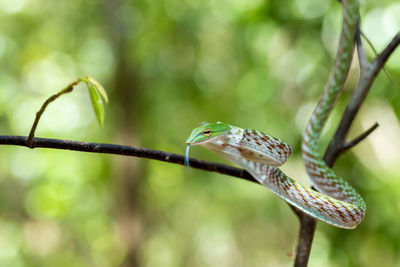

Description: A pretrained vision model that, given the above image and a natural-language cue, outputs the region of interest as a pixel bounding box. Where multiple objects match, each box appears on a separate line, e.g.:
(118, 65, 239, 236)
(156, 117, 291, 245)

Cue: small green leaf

(85, 80, 105, 126)
(87, 76, 109, 103)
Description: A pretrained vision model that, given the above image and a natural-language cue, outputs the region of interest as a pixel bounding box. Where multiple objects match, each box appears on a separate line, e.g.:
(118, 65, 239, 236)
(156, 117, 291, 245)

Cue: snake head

(185, 122, 231, 145)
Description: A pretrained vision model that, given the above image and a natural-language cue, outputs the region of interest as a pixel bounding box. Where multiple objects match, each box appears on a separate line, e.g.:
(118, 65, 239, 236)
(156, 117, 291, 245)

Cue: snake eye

(202, 129, 212, 136)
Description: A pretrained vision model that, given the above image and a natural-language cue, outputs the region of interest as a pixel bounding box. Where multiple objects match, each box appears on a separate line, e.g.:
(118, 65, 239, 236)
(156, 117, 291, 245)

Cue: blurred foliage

(0, 0, 399, 266)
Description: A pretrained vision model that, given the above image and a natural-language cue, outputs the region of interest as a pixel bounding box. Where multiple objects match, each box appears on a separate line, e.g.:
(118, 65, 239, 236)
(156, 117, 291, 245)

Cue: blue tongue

(184, 144, 191, 167)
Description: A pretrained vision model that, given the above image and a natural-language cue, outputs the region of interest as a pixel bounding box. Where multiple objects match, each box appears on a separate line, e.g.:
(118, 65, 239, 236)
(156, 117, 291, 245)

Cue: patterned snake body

(186, 0, 365, 229)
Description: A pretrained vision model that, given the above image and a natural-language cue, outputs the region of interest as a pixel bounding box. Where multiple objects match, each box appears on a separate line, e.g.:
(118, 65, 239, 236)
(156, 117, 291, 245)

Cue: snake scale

(185, 0, 365, 229)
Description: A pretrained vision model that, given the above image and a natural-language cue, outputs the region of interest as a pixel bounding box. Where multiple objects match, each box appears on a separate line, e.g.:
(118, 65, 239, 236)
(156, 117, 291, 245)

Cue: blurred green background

(0, 0, 400, 266)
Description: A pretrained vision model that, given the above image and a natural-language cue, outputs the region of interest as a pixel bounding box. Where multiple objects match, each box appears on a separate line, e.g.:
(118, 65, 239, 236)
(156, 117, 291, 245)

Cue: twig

(0, 135, 256, 183)
(324, 31, 400, 165)
(26, 79, 81, 148)
(373, 31, 400, 72)
(343, 122, 379, 151)
(360, 31, 397, 84)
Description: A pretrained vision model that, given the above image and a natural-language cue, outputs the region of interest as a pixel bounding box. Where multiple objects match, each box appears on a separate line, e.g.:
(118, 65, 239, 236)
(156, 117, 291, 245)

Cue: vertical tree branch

(292, 207, 316, 267)
(293, 26, 400, 267)
(324, 31, 400, 164)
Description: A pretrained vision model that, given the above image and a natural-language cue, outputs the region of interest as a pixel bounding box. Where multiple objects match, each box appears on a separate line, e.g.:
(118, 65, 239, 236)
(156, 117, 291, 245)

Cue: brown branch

(373, 31, 400, 71)
(343, 122, 379, 151)
(26, 79, 81, 148)
(0, 135, 256, 184)
(324, 31, 400, 165)
(360, 31, 399, 85)
(291, 206, 317, 267)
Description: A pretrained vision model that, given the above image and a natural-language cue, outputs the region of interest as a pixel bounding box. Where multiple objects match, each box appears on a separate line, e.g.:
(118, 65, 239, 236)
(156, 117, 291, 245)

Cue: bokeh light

(0, 0, 399, 266)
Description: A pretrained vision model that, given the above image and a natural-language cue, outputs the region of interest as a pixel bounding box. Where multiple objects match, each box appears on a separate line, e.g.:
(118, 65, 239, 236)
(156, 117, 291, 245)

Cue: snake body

(186, 0, 365, 229)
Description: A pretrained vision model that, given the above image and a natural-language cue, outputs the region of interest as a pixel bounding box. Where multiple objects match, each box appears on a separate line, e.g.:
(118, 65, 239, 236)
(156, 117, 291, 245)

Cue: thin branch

(27, 79, 81, 148)
(324, 31, 400, 165)
(373, 31, 400, 73)
(360, 31, 397, 85)
(343, 122, 379, 151)
(291, 206, 316, 267)
(0, 135, 256, 183)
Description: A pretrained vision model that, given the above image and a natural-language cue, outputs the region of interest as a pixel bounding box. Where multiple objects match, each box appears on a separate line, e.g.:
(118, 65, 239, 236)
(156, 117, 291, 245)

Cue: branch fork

(294, 26, 400, 267)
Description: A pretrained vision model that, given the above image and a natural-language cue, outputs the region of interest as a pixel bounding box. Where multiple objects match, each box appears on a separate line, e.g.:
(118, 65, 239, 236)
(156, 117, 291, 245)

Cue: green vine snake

(185, 0, 365, 229)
